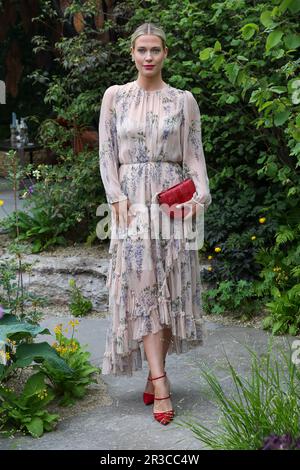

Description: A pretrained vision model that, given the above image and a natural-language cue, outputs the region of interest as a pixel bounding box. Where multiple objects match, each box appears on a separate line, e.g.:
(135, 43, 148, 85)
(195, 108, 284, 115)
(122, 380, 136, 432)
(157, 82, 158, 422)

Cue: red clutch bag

(157, 178, 196, 219)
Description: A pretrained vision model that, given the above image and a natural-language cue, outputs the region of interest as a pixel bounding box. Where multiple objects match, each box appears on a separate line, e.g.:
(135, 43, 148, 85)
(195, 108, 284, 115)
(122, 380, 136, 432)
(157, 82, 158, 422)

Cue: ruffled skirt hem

(101, 235, 207, 377)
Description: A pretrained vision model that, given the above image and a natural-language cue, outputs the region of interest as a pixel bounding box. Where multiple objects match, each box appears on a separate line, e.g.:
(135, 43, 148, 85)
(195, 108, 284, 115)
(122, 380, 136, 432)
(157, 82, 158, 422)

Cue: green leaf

(288, 0, 300, 12)
(15, 342, 73, 375)
(278, 0, 293, 13)
(274, 110, 290, 126)
(266, 30, 284, 51)
(284, 33, 300, 49)
(224, 63, 240, 84)
(0, 314, 50, 342)
(191, 87, 202, 95)
(272, 321, 285, 334)
(25, 417, 44, 438)
(199, 48, 213, 60)
(269, 85, 286, 94)
(22, 371, 47, 399)
(260, 10, 276, 28)
(214, 40, 222, 52)
(240, 23, 259, 40)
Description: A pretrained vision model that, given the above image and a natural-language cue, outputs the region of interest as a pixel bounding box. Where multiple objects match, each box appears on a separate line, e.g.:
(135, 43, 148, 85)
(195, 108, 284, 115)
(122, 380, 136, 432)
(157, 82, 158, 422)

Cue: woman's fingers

(175, 200, 202, 220)
(113, 199, 136, 232)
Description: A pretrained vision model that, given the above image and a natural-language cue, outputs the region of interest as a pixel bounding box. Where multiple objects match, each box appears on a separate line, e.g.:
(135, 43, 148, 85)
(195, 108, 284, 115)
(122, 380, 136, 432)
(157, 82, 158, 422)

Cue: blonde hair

(130, 22, 167, 50)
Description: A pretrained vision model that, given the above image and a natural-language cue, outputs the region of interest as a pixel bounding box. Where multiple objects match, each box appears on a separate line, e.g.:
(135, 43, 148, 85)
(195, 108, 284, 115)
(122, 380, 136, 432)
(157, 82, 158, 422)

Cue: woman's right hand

(111, 199, 135, 231)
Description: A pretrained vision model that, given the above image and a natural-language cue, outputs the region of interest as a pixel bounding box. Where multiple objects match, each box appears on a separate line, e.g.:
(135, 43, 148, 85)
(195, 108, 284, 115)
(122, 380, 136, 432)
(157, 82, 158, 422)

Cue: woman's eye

(138, 49, 160, 53)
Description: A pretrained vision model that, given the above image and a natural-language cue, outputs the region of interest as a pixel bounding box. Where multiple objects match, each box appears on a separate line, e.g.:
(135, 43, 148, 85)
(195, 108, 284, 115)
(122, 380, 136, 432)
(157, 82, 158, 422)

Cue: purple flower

(28, 185, 34, 194)
(0, 305, 4, 319)
(262, 433, 296, 450)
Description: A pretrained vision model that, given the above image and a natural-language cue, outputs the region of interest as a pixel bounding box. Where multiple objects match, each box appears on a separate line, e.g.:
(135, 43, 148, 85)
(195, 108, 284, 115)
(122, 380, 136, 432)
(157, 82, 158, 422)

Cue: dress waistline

(119, 161, 181, 165)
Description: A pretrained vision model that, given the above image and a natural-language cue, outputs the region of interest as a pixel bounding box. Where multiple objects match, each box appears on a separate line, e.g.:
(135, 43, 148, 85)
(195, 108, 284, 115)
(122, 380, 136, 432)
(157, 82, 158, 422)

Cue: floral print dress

(99, 80, 212, 376)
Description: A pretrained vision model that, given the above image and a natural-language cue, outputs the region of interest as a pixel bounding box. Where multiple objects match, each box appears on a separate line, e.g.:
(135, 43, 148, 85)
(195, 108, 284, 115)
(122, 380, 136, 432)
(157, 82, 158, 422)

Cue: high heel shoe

(151, 372, 175, 425)
(143, 376, 154, 405)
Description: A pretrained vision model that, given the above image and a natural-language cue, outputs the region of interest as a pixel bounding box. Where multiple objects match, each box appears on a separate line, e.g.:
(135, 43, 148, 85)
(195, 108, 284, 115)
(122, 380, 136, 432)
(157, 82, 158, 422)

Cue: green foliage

(0, 313, 50, 343)
(68, 278, 93, 317)
(0, 372, 59, 438)
(0, 258, 47, 321)
(2, 150, 104, 252)
(177, 340, 300, 450)
(254, 210, 300, 334)
(10, 0, 299, 325)
(40, 322, 100, 406)
(0, 313, 73, 382)
(202, 279, 263, 318)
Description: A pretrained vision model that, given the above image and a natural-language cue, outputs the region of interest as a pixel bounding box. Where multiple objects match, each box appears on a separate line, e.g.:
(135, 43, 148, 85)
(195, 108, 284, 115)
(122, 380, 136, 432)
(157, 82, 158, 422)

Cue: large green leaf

(22, 371, 47, 399)
(266, 30, 284, 51)
(25, 417, 44, 438)
(284, 33, 300, 49)
(0, 314, 50, 342)
(14, 342, 73, 375)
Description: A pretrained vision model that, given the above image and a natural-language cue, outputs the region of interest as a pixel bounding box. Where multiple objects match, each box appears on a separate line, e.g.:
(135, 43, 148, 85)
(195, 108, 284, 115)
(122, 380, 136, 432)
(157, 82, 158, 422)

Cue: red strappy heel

(143, 375, 154, 405)
(151, 371, 175, 425)
(143, 360, 165, 406)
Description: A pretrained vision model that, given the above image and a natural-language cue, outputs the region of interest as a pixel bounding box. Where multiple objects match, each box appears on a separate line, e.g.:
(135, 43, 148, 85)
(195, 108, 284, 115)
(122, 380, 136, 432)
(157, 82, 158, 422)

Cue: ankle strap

(154, 394, 171, 400)
(151, 372, 166, 381)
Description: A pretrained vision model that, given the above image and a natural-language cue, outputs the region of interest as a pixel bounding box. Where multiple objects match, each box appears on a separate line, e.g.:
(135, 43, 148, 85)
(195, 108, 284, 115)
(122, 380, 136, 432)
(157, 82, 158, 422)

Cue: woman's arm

(99, 85, 128, 205)
(180, 90, 212, 211)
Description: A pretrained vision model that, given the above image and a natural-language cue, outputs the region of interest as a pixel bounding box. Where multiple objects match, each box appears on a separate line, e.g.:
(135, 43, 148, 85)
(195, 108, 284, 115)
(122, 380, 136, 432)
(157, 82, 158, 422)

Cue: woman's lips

(144, 65, 155, 68)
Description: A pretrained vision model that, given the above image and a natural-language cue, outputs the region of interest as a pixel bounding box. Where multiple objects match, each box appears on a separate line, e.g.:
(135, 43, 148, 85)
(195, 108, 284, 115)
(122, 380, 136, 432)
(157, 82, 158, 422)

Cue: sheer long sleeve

(99, 85, 128, 205)
(181, 90, 212, 211)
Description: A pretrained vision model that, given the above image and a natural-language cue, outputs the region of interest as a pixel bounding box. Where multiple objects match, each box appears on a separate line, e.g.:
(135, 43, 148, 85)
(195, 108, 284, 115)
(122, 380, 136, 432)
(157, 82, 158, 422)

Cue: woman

(99, 22, 212, 426)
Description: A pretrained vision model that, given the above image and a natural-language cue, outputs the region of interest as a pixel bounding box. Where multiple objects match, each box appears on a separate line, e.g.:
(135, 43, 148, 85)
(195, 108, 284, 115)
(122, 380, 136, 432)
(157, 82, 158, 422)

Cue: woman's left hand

(175, 199, 204, 220)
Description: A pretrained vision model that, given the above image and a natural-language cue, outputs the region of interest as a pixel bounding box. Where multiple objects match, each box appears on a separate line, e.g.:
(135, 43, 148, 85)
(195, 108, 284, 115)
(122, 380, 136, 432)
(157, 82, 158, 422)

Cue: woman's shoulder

(103, 84, 119, 97)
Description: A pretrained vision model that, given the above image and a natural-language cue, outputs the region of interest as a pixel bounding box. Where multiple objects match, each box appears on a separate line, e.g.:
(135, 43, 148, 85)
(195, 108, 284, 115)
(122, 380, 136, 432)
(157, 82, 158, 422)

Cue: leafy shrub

(177, 340, 300, 450)
(40, 321, 100, 406)
(202, 279, 264, 318)
(68, 278, 93, 317)
(0, 372, 59, 438)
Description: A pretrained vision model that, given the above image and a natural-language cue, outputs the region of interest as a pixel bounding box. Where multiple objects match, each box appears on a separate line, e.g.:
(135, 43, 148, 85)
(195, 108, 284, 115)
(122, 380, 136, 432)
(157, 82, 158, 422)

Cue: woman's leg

(143, 329, 173, 412)
(144, 327, 172, 393)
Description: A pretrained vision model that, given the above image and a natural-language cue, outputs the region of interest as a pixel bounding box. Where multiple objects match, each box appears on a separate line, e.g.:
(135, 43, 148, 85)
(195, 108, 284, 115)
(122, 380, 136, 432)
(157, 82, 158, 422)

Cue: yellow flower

(0, 200, 4, 206)
(54, 324, 62, 334)
(214, 247, 222, 253)
(207, 266, 213, 271)
(251, 235, 256, 240)
(208, 255, 213, 260)
(5, 352, 10, 360)
(259, 217, 266, 224)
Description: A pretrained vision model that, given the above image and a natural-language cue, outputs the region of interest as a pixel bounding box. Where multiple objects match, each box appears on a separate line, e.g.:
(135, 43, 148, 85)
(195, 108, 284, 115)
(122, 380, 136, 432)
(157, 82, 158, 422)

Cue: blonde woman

(99, 22, 212, 425)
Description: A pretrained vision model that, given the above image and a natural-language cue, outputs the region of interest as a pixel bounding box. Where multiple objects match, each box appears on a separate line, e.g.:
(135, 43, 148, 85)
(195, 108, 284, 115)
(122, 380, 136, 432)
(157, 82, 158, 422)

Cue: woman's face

(131, 35, 167, 78)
